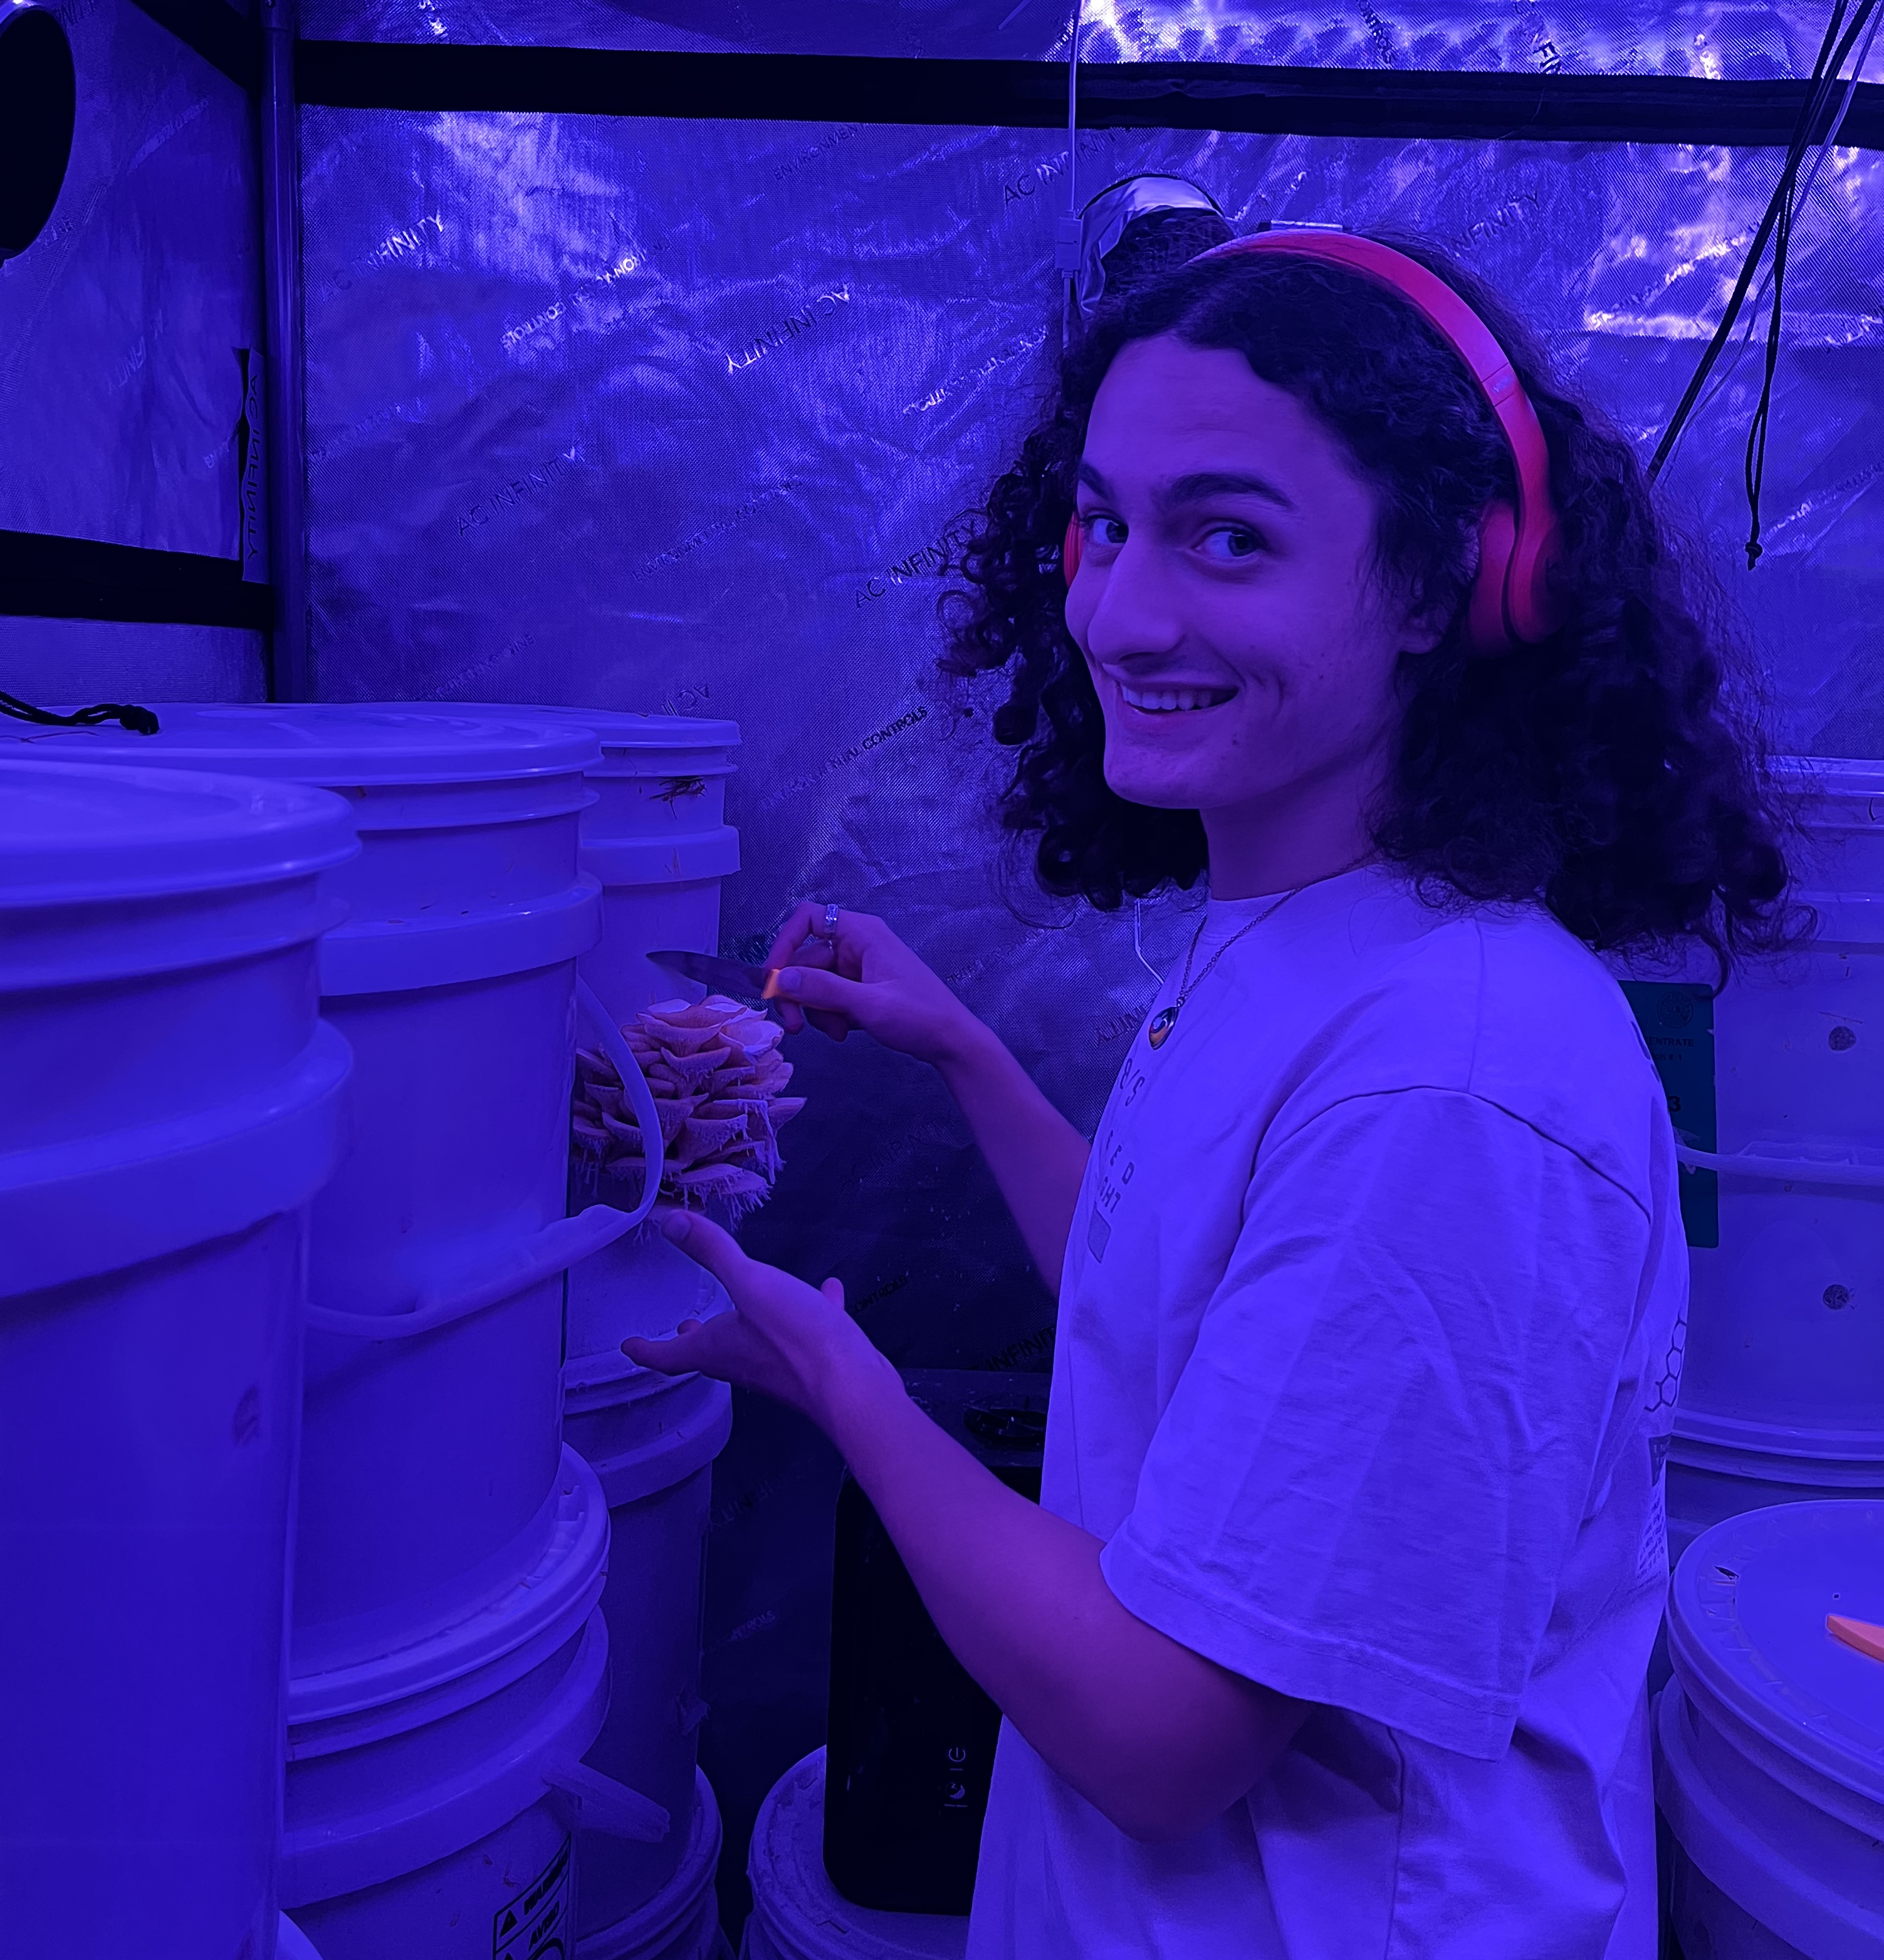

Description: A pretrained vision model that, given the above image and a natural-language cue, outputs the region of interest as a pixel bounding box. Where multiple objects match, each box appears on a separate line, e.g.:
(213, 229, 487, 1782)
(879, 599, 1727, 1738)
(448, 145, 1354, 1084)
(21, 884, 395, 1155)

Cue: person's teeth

(1119, 682, 1230, 711)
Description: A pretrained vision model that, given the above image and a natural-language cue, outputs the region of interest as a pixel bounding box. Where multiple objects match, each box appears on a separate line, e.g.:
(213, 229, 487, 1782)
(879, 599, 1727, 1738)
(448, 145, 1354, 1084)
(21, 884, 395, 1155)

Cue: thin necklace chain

(1152, 850, 1381, 1046)
(1170, 885, 1302, 1014)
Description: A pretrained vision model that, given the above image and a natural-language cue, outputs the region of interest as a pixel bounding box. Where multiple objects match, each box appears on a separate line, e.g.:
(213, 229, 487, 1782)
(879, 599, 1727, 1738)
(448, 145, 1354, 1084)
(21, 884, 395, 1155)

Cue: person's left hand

(622, 1210, 895, 1429)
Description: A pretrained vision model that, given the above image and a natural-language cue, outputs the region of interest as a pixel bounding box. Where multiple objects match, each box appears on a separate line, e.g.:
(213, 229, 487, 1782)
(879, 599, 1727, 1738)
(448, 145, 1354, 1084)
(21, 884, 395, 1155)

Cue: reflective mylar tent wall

(0, 0, 265, 701)
(3, 0, 1881, 1931)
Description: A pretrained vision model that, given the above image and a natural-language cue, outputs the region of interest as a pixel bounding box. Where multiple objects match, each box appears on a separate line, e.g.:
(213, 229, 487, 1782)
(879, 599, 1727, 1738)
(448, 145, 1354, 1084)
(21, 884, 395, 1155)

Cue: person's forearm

(821, 1353, 1298, 1842)
(934, 1018, 1089, 1291)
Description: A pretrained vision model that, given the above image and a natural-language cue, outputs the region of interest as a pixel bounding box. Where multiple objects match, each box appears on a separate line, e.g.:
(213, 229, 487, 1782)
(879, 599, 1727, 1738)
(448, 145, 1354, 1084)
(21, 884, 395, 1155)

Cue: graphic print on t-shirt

(1086, 1053, 1147, 1263)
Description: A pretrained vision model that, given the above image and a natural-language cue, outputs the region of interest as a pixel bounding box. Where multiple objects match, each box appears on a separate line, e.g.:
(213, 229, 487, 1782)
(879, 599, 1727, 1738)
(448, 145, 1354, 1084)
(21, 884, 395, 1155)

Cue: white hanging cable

(1131, 900, 1165, 988)
(1055, 0, 1086, 348)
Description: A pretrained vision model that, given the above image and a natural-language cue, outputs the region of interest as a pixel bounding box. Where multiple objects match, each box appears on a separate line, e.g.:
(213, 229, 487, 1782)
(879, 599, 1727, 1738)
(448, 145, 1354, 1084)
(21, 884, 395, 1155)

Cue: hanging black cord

(0, 688, 159, 736)
(1742, 0, 1880, 564)
(1648, 0, 1850, 480)
(1648, 0, 1875, 521)
(1742, 158, 1798, 566)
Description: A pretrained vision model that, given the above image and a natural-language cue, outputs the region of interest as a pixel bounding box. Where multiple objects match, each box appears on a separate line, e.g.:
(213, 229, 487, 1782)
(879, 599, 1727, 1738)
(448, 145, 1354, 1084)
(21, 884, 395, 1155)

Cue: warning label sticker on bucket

(493, 1833, 572, 1960)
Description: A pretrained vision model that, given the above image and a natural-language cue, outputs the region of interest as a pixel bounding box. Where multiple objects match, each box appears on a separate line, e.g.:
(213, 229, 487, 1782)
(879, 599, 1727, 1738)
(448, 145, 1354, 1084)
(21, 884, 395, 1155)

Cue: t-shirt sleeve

(1099, 1084, 1653, 1760)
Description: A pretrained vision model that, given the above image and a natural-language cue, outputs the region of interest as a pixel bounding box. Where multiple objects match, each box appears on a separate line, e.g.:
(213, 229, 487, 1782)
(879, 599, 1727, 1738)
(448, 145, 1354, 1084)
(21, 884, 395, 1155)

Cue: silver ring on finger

(817, 902, 840, 939)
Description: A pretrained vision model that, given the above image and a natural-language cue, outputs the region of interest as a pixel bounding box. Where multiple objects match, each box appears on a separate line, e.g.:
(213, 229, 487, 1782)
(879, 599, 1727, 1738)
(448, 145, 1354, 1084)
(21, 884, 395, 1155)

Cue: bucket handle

(542, 1757, 670, 1842)
(576, 976, 666, 1229)
(304, 1204, 632, 1342)
(1678, 1144, 1884, 1191)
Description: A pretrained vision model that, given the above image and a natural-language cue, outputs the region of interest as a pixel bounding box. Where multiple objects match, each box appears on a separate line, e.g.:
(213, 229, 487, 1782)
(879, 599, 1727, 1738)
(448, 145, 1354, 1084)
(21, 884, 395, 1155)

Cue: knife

(647, 948, 783, 1001)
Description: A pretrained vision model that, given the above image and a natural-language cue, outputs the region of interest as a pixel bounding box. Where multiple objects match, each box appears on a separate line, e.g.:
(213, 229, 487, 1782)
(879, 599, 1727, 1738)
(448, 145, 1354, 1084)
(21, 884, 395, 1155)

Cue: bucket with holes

(1628, 759, 1884, 1557)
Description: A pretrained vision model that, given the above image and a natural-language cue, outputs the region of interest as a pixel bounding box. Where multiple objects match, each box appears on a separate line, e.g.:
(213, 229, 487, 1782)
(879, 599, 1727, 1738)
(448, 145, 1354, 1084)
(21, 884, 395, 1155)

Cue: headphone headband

(1065, 224, 1565, 654)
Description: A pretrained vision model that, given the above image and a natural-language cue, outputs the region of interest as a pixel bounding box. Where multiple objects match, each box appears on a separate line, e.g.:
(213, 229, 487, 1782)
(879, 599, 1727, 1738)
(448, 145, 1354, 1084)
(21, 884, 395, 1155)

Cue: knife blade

(647, 948, 782, 1001)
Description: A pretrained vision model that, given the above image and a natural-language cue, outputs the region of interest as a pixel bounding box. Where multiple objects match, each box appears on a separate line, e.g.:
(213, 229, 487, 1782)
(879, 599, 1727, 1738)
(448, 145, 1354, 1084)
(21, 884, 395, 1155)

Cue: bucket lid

(377, 702, 741, 756)
(1668, 1501, 1884, 1808)
(750, 1751, 968, 1959)
(1, 704, 600, 786)
(0, 757, 355, 905)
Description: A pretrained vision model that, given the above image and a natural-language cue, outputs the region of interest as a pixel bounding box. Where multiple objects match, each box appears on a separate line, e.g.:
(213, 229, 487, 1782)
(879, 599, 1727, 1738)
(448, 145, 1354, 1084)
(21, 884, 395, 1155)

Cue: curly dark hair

(939, 233, 1793, 971)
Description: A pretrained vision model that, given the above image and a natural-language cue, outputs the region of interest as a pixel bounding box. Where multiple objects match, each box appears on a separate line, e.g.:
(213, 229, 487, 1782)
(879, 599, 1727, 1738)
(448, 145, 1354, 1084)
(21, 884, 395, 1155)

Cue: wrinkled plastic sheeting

(0, 0, 261, 558)
(300, 120, 1884, 1362)
(299, 0, 1822, 80)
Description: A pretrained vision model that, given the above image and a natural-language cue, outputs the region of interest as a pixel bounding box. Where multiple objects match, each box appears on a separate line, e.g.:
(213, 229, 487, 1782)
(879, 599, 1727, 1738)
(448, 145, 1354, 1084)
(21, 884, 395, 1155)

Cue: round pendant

(1146, 1005, 1178, 1050)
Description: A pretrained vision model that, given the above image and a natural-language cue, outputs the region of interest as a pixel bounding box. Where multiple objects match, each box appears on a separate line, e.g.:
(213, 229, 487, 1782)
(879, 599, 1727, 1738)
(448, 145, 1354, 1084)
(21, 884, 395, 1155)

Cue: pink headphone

(1062, 227, 1566, 657)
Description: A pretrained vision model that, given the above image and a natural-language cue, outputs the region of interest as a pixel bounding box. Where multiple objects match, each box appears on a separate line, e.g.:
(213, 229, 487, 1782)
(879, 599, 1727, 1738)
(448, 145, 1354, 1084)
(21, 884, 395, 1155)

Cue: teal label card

(1621, 981, 1718, 1249)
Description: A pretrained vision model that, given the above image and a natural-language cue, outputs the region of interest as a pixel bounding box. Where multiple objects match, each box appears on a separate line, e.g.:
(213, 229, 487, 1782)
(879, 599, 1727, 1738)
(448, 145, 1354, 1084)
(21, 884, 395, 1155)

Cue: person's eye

(1083, 513, 1128, 550)
(1200, 524, 1264, 563)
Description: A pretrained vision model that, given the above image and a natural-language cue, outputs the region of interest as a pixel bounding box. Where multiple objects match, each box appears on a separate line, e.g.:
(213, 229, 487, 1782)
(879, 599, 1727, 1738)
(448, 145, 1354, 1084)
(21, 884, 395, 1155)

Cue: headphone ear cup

(1465, 503, 1518, 655)
(1506, 511, 1566, 645)
(1062, 514, 1081, 588)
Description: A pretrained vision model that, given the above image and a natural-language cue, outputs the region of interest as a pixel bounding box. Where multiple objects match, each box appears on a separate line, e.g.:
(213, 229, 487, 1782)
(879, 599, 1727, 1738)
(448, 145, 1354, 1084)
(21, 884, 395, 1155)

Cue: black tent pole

(258, 0, 311, 701)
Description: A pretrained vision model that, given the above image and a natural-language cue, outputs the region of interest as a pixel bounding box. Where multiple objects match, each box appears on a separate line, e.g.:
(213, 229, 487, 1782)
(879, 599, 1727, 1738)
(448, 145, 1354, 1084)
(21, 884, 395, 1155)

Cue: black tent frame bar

(0, 530, 271, 630)
(296, 46, 1884, 151)
(17, 15, 1879, 635)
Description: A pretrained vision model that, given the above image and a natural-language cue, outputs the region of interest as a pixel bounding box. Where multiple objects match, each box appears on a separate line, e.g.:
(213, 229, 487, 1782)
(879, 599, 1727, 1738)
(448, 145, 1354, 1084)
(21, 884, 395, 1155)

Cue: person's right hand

(763, 904, 983, 1068)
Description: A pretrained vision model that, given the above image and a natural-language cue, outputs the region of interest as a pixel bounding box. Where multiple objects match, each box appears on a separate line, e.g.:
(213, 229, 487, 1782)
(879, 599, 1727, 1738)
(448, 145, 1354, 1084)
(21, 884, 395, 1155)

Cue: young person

(624, 230, 1789, 1957)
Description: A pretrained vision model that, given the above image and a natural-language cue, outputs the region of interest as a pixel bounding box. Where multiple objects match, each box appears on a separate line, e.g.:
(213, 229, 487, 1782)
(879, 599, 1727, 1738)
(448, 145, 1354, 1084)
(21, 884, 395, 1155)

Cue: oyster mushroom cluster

(573, 994, 805, 1214)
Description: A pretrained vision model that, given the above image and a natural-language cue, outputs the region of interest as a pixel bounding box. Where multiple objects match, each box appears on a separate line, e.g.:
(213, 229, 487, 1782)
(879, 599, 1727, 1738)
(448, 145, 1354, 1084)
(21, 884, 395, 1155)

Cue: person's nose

(1073, 534, 1185, 670)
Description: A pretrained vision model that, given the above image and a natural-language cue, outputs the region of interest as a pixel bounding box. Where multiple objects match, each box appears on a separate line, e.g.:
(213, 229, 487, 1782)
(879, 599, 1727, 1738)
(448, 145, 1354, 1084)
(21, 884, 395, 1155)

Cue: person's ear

(1400, 595, 1452, 655)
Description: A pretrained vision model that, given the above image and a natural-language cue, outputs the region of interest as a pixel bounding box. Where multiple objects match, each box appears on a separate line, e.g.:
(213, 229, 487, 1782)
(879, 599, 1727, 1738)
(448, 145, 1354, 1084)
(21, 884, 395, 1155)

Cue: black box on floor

(823, 1369, 1047, 1916)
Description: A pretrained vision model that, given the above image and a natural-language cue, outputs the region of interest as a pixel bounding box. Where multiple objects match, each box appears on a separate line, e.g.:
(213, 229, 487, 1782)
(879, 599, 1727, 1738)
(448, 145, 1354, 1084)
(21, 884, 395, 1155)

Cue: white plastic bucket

(0, 758, 356, 1956)
(742, 1752, 968, 1960)
(283, 1447, 672, 1959)
(3, 706, 633, 1673)
(568, 1224, 731, 1359)
(565, 1359, 733, 1939)
(1655, 1501, 1884, 1959)
(376, 705, 743, 1020)
(1679, 760, 1884, 1459)
(571, 713, 741, 1020)
(1667, 1444, 1884, 1573)
(577, 1770, 727, 1960)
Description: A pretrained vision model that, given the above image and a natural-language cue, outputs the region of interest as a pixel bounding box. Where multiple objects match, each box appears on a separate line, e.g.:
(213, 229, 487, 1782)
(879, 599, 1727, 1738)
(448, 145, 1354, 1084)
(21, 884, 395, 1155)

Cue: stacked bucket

(1643, 758, 1884, 1956)
(1, 704, 742, 1960)
(402, 705, 745, 1959)
(1662, 758, 1884, 1553)
(0, 757, 354, 1956)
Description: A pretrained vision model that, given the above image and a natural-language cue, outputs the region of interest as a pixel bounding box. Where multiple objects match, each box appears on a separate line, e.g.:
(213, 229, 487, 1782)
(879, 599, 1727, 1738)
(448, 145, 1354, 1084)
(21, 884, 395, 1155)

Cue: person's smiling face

(1067, 335, 1440, 856)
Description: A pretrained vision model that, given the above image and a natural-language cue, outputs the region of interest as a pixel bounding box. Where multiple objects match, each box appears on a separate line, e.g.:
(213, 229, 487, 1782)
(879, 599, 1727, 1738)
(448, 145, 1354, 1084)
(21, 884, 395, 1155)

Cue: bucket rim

(362, 701, 743, 753)
(747, 1750, 969, 1960)
(0, 758, 358, 905)
(574, 1768, 723, 1960)
(1668, 1501, 1884, 1812)
(281, 1608, 611, 1908)
(1, 1023, 351, 1297)
(7, 703, 604, 785)
(1655, 1682, 1884, 1956)
(288, 1446, 609, 1730)
(563, 1368, 733, 1510)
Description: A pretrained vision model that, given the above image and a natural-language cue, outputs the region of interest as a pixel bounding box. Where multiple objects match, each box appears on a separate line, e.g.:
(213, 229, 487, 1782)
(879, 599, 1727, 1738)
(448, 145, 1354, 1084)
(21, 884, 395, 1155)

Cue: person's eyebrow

(1161, 469, 1296, 513)
(1074, 461, 1296, 514)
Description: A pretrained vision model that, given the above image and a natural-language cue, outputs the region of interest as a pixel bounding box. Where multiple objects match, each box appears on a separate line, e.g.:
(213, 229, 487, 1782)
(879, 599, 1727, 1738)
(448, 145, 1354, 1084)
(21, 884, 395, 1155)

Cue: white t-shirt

(967, 866, 1686, 1960)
